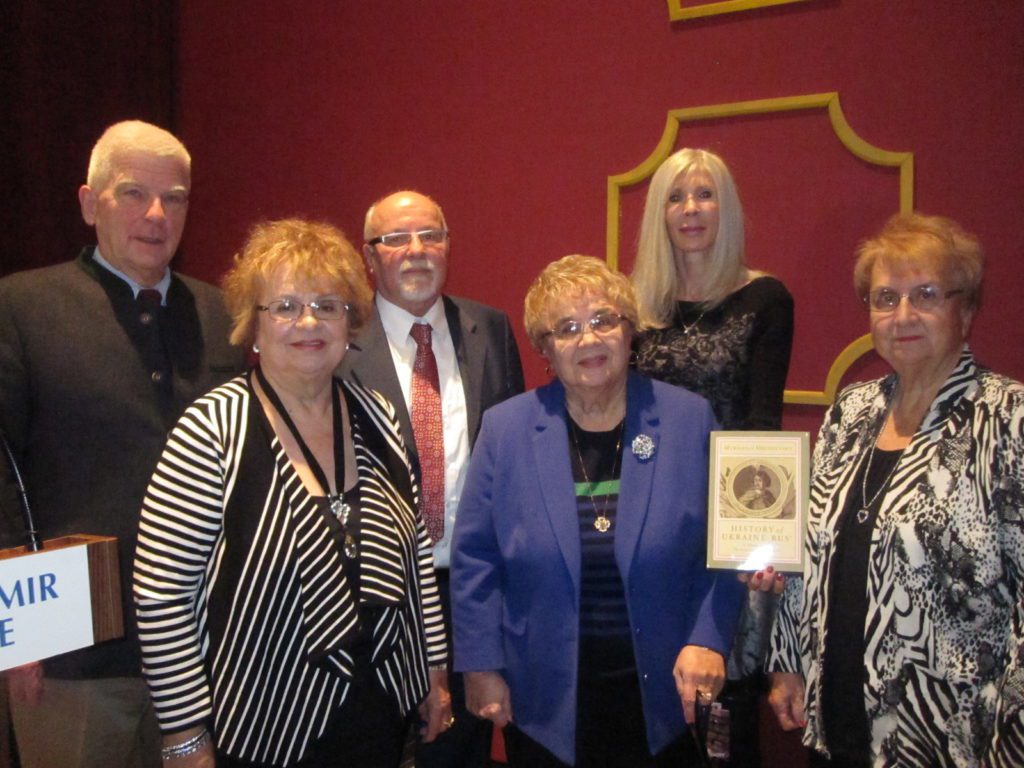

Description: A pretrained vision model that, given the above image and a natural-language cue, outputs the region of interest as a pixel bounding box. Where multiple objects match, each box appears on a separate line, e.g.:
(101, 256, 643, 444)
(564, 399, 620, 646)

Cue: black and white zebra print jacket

(768, 347, 1024, 767)
(134, 373, 446, 766)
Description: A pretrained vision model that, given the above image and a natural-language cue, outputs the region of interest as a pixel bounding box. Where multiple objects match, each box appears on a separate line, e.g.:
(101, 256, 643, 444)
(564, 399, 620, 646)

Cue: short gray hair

(86, 120, 191, 190)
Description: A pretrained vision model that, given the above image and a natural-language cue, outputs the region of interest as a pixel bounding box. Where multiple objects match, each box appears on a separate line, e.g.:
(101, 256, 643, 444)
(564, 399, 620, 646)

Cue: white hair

(86, 120, 191, 189)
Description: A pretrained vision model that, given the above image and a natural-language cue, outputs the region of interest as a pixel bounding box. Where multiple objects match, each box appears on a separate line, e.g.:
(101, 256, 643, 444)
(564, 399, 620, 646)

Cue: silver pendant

(331, 497, 351, 526)
(856, 507, 870, 524)
(344, 533, 358, 559)
(594, 515, 612, 533)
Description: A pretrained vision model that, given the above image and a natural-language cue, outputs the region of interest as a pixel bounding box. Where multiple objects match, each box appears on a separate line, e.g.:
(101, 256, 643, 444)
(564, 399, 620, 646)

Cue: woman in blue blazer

(451, 256, 744, 767)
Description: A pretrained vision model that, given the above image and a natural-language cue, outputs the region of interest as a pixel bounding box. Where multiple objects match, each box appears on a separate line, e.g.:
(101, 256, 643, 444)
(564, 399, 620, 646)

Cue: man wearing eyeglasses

(339, 190, 524, 767)
(0, 120, 241, 768)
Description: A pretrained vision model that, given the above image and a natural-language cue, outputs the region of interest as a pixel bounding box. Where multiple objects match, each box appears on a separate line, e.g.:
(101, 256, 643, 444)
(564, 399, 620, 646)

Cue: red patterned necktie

(410, 322, 445, 543)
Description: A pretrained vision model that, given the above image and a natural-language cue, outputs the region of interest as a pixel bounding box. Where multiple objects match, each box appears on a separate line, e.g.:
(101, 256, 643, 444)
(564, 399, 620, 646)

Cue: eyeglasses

(865, 284, 964, 313)
(257, 297, 349, 322)
(367, 229, 448, 248)
(543, 312, 627, 342)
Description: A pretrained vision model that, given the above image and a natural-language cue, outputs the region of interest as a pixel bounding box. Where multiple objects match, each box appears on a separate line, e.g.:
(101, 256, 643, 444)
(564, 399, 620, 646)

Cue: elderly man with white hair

(0, 120, 241, 768)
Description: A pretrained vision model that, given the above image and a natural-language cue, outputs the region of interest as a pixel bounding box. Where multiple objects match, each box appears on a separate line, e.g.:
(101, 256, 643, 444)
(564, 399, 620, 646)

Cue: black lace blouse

(633, 276, 794, 431)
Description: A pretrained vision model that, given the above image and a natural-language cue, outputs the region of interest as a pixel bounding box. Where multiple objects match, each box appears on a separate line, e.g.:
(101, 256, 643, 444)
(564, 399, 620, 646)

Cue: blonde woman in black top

(632, 148, 794, 766)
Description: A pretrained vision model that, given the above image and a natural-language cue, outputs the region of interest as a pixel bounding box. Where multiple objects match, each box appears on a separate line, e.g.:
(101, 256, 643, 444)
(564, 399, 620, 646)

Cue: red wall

(173, 8, 1024, 749)
(5, 2, 1000, 764)
(2, 2, 1016, 763)
(174, 1, 1024, 445)
(172, 7, 1024, 749)
(173, 10, 1022, 758)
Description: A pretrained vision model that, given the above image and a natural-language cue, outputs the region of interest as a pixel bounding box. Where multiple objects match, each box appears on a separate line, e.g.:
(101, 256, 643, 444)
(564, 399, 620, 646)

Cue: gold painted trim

(607, 92, 912, 404)
(785, 334, 875, 405)
(668, 0, 813, 22)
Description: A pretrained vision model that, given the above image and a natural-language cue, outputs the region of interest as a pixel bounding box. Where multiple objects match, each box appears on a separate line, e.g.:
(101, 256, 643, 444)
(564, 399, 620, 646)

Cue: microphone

(0, 427, 42, 552)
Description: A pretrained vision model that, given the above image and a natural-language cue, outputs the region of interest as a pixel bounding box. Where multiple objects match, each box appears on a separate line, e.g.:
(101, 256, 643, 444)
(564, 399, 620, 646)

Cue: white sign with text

(0, 545, 94, 670)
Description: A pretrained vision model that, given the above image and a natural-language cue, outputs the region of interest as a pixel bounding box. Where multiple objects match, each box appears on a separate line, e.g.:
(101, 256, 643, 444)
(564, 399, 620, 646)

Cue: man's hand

(464, 670, 512, 728)
(7, 661, 43, 706)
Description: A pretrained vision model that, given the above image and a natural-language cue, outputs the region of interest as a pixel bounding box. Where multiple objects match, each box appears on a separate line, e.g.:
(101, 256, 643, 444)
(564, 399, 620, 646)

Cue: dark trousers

(503, 668, 698, 768)
(415, 567, 493, 768)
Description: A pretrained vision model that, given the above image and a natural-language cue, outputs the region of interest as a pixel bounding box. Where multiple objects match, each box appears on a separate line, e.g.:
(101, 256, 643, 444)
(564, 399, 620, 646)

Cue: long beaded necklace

(569, 417, 624, 533)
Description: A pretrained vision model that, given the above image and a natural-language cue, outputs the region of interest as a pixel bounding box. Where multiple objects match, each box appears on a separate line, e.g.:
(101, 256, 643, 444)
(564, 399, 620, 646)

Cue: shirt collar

(92, 247, 171, 302)
(375, 293, 448, 343)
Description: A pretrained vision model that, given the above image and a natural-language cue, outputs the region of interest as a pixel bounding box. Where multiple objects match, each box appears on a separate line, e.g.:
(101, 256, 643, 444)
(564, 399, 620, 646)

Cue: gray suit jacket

(337, 295, 524, 463)
(0, 249, 243, 678)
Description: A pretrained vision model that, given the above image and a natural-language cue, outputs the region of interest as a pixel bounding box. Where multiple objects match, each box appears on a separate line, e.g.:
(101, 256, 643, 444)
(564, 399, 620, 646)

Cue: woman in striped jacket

(134, 219, 449, 767)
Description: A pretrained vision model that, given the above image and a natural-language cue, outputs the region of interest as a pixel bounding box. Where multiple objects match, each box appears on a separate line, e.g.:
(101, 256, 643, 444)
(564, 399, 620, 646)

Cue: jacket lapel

(340, 307, 416, 460)
(532, 382, 581, 599)
(614, 374, 658, 587)
(444, 296, 485, 446)
(877, 347, 978, 522)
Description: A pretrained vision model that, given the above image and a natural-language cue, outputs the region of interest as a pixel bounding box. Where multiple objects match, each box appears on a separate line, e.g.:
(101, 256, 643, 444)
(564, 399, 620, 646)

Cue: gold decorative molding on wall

(606, 92, 913, 405)
(785, 334, 875, 405)
(667, 0, 814, 22)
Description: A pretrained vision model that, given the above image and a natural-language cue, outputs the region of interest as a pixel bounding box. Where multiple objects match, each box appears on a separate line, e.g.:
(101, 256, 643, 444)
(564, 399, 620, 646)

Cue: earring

(252, 343, 260, 354)
(345, 341, 351, 350)
(544, 364, 553, 377)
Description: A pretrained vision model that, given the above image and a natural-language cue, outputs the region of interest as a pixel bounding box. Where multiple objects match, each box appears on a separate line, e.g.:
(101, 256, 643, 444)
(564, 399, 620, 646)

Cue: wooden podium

(0, 535, 122, 670)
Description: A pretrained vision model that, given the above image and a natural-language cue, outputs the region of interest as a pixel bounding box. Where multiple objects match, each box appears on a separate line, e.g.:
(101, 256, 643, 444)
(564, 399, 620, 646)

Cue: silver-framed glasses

(367, 229, 448, 248)
(543, 312, 627, 342)
(865, 284, 963, 313)
(256, 296, 349, 322)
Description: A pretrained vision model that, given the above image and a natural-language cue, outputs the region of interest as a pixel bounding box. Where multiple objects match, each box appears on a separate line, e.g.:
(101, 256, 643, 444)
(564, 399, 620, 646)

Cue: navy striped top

(568, 417, 635, 677)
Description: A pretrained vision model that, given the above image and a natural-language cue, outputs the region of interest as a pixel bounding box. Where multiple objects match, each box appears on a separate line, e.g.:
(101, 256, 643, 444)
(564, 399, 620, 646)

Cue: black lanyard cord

(253, 366, 345, 501)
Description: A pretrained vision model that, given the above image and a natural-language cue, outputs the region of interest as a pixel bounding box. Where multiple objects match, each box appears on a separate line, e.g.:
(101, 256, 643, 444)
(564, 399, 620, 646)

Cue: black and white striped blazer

(768, 347, 1024, 767)
(134, 373, 446, 766)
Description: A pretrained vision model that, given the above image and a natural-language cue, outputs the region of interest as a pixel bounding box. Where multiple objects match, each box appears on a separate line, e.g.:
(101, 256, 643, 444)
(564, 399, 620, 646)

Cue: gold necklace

(569, 417, 624, 533)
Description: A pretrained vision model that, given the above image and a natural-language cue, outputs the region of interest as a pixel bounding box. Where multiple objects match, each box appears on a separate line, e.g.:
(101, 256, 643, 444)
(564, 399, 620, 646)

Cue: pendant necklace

(569, 417, 624, 533)
(857, 440, 901, 525)
(681, 310, 706, 336)
(255, 366, 357, 557)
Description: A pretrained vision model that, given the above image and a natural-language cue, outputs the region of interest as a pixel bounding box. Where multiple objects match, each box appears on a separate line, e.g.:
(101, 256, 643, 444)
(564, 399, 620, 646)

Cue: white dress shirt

(375, 294, 470, 568)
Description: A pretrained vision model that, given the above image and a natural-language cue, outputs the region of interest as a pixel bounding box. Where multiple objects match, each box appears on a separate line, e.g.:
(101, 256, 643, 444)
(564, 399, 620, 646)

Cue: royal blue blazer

(452, 372, 744, 764)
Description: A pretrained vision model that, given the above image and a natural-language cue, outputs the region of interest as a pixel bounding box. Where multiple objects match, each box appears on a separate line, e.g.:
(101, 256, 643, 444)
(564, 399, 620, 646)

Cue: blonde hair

(523, 255, 638, 349)
(631, 148, 746, 327)
(223, 219, 374, 347)
(854, 213, 984, 311)
(86, 120, 191, 190)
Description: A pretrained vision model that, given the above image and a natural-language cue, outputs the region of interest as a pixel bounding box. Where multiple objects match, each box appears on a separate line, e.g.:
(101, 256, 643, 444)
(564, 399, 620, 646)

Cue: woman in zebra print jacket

(134, 220, 449, 767)
(767, 214, 1024, 766)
